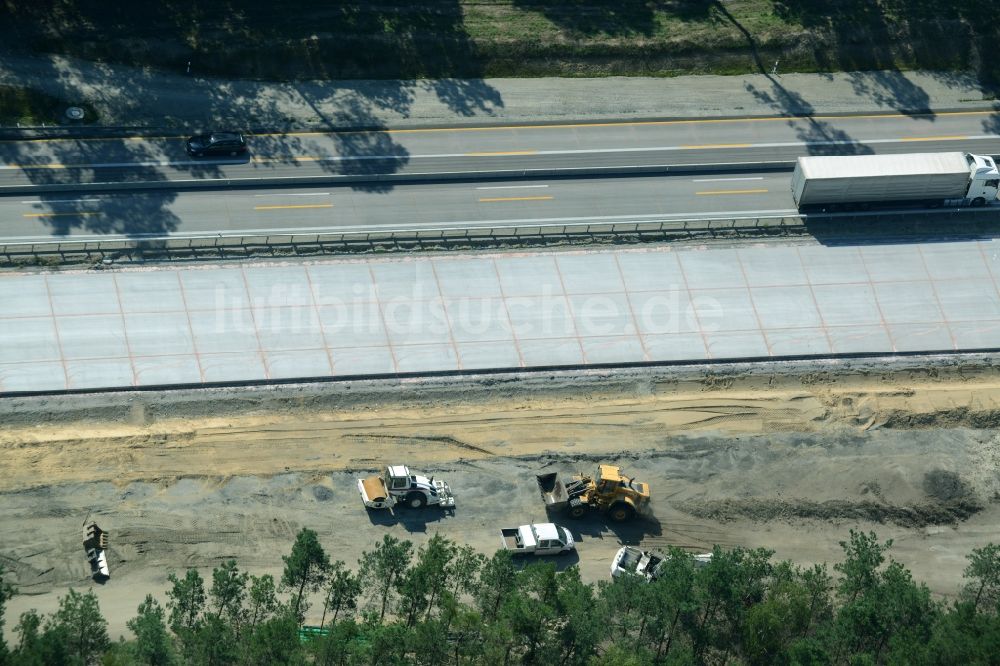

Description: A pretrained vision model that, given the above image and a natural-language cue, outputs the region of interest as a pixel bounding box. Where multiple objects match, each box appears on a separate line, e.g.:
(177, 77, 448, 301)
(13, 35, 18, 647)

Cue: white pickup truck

(610, 546, 712, 581)
(357, 465, 455, 510)
(500, 523, 575, 556)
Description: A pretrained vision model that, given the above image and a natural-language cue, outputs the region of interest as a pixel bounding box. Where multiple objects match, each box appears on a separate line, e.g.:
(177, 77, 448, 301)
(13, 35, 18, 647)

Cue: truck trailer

(791, 152, 1000, 210)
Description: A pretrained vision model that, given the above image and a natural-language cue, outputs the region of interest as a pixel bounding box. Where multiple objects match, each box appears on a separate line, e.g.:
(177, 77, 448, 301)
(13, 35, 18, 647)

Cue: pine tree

(245, 574, 280, 637)
(126, 595, 175, 666)
(475, 549, 516, 622)
(281, 528, 330, 623)
(963, 544, 1000, 614)
(166, 569, 206, 636)
(319, 561, 361, 628)
(210, 560, 249, 628)
(358, 534, 412, 622)
(165, 568, 206, 661)
(0, 564, 15, 661)
(48, 588, 110, 665)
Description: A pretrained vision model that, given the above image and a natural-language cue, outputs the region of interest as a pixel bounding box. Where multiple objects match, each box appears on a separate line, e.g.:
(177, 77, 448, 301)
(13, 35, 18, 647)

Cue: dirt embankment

(0, 356, 1000, 496)
(2, 358, 1000, 517)
(2, 357, 1000, 640)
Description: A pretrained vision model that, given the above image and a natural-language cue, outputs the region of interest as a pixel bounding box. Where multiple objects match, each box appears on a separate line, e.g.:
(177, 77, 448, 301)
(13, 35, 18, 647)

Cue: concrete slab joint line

(857, 246, 899, 353)
(613, 252, 651, 363)
(550, 256, 588, 364)
(491, 257, 527, 369)
(428, 259, 463, 372)
(110, 273, 139, 388)
(302, 265, 337, 377)
(175, 271, 207, 384)
(673, 250, 712, 360)
(915, 245, 959, 352)
(41, 274, 71, 391)
(240, 265, 271, 381)
(734, 249, 773, 357)
(796, 245, 835, 354)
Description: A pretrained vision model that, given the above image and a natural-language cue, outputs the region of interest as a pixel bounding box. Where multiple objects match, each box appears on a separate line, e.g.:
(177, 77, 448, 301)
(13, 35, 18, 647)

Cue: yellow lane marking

(253, 204, 334, 211)
(900, 135, 970, 142)
(251, 156, 322, 164)
(8, 110, 995, 144)
(23, 211, 99, 217)
(695, 189, 769, 196)
(681, 143, 753, 150)
(464, 150, 538, 156)
(479, 195, 554, 203)
(291, 110, 999, 137)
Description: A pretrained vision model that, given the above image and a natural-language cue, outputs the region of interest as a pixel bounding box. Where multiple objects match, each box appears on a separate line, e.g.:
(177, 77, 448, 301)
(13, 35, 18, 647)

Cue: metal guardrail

(2, 206, 999, 264)
(0, 214, 806, 261)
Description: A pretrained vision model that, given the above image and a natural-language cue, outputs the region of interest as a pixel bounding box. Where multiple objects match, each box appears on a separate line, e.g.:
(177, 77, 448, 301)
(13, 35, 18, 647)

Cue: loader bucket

(536, 472, 567, 509)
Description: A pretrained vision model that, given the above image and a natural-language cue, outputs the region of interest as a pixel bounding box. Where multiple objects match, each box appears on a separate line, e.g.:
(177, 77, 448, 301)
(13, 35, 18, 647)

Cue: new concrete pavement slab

(2, 240, 1000, 393)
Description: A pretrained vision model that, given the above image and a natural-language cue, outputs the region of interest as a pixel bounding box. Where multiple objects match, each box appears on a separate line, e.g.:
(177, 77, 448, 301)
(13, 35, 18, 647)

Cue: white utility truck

(791, 152, 1000, 210)
(357, 465, 455, 510)
(500, 523, 575, 556)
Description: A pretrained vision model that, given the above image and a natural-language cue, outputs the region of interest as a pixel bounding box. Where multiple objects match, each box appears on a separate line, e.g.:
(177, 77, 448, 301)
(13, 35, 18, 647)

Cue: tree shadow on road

(0, 1, 507, 235)
(0, 137, 182, 238)
(711, 0, 992, 124)
(743, 78, 874, 156)
(773, 0, 1000, 119)
(687, 1, 872, 157)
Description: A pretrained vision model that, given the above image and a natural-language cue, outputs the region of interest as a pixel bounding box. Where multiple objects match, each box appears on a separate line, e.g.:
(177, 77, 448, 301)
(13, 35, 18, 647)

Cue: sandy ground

(2, 357, 999, 640)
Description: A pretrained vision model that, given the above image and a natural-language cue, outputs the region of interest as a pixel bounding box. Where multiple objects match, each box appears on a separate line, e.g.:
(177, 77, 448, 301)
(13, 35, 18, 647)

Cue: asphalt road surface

(3, 173, 799, 241)
(1, 109, 999, 196)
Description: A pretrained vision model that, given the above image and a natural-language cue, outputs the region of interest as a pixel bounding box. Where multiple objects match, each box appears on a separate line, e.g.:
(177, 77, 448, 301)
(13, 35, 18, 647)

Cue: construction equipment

(357, 465, 455, 511)
(536, 464, 651, 523)
(610, 546, 712, 582)
(83, 523, 110, 581)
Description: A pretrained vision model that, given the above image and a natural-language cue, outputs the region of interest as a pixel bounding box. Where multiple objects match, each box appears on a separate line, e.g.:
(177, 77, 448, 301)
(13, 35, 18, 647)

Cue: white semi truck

(791, 152, 1000, 210)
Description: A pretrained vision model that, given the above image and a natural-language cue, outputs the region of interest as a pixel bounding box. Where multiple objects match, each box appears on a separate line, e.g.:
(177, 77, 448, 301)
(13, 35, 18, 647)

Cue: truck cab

(966, 153, 1000, 206)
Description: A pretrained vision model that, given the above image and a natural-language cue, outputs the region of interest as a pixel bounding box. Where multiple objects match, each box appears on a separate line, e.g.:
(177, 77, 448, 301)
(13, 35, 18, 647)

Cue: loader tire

(608, 503, 636, 523)
(406, 492, 427, 509)
(568, 505, 587, 519)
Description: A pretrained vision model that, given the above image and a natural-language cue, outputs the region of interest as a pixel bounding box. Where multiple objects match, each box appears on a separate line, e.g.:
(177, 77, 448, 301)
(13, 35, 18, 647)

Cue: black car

(185, 132, 248, 157)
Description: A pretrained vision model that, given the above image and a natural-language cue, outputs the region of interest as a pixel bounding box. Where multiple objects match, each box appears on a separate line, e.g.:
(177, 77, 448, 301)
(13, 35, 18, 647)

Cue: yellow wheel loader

(536, 464, 651, 522)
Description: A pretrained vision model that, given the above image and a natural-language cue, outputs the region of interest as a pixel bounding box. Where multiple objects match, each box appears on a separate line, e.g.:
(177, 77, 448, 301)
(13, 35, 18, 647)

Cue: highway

(4, 110, 1000, 392)
(2, 173, 797, 241)
(2, 239, 999, 393)
(2, 109, 1000, 197)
